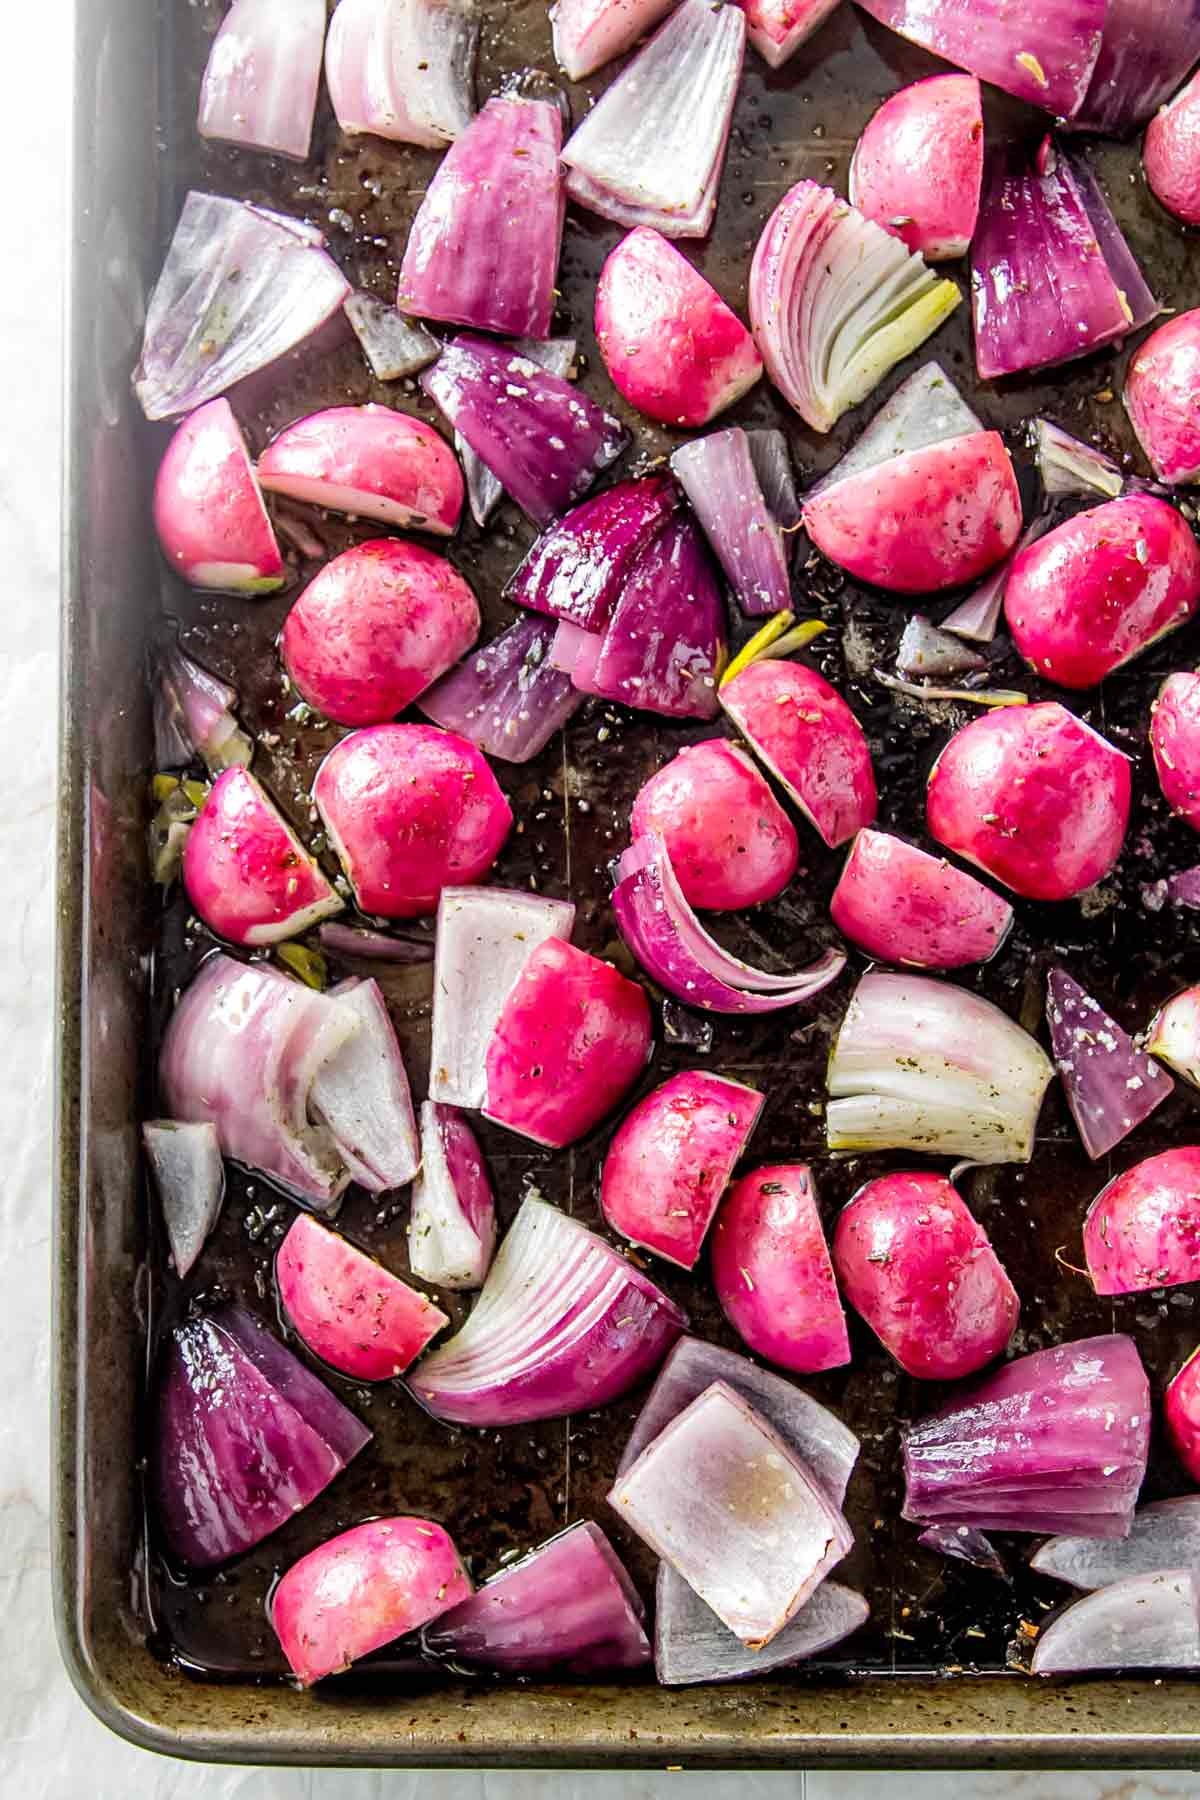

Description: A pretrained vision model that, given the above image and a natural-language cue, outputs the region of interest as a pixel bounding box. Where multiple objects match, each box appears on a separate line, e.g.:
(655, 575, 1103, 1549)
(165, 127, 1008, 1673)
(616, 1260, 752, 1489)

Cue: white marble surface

(3, 1, 1196, 1794)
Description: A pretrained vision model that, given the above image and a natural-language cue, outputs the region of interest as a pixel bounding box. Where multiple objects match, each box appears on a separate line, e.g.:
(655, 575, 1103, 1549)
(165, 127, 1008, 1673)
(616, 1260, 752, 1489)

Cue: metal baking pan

(53, 0, 1200, 1769)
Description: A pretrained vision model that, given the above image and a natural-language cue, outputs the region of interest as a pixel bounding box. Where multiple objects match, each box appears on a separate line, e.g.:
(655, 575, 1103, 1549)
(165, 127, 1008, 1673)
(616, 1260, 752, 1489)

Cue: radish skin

(1165, 1348, 1200, 1483)
(849, 75, 984, 262)
(721, 660, 877, 849)
(257, 406, 464, 532)
(182, 767, 342, 946)
(1151, 673, 1200, 828)
(711, 1163, 850, 1374)
(276, 1213, 448, 1381)
(1144, 70, 1200, 228)
(154, 399, 284, 593)
(1083, 1148, 1200, 1296)
(630, 740, 798, 911)
(1125, 311, 1200, 486)
(830, 829, 1012, 969)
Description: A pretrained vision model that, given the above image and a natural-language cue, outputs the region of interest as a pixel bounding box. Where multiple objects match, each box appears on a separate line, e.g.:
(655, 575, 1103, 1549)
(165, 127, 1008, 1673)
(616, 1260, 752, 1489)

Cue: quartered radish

(182, 767, 343, 947)
(277, 1213, 447, 1380)
(257, 407, 464, 533)
(154, 399, 284, 594)
(711, 1163, 850, 1374)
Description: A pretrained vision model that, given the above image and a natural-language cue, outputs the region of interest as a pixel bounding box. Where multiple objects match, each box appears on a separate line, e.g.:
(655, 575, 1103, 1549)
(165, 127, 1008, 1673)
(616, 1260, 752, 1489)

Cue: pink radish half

(282, 539, 480, 727)
(595, 229, 762, 428)
(272, 1516, 471, 1686)
(257, 405, 464, 533)
(277, 1212, 447, 1381)
(803, 433, 1021, 594)
(1005, 494, 1200, 690)
(711, 1163, 849, 1374)
(630, 739, 799, 911)
(601, 1071, 764, 1270)
(1083, 1148, 1200, 1296)
(1151, 672, 1200, 829)
(830, 829, 1012, 969)
(849, 75, 984, 262)
(182, 766, 342, 946)
(833, 1172, 1018, 1381)
(1166, 1347, 1200, 1484)
(1144, 70, 1200, 228)
(483, 938, 652, 1148)
(720, 659, 877, 849)
(926, 703, 1131, 902)
(742, 0, 840, 67)
(154, 398, 284, 593)
(1125, 311, 1200, 487)
(314, 724, 512, 918)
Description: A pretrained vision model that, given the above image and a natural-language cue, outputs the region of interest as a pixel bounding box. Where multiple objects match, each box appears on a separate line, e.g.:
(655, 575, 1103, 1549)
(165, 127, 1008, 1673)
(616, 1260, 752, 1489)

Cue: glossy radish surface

(182, 767, 342, 946)
(277, 1213, 447, 1381)
(630, 739, 798, 910)
(595, 228, 762, 427)
(1083, 1148, 1200, 1296)
(833, 1172, 1018, 1381)
(830, 830, 1012, 969)
(257, 406, 464, 531)
(1165, 1348, 1200, 1483)
(282, 539, 480, 727)
(314, 724, 512, 917)
(926, 703, 1131, 902)
(601, 1071, 763, 1269)
(721, 660, 876, 848)
(1125, 311, 1200, 486)
(1144, 70, 1200, 227)
(849, 75, 983, 261)
(1151, 672, 1200, 829)
(711, 1164, 849, 1374)
(1005, 494, 1200, 689)
(154, 398, 284, 593)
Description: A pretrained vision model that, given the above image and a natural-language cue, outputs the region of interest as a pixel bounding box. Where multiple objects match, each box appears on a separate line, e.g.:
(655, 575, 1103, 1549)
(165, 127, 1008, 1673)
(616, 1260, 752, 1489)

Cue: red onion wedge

(257, 406, 463, 534)
(1145, 70, 1200, 227)
(416, 615, 583, 764)
(827, 970, 1054, 1165)
(833, 1172, 1018, 1381)
(1152, 675, 1200, 830)
(630, 740, 799, 912)
(720, 660, 877, 848)
(484, 938, 652, 1148)
(408, 1102, 495, 1290)
(398, 98, 563, 338)
(595, 229, 762, 428)
(282, 540, 480, 728)
(422, 336, 627, 527)
(314, 724, 512, 918)
(182, 767, 343, 948)
(1046, 967, 1173, 1161)
(1005, 494, 1200, 691)
(853, 0, 1104, 118)
(805, 431, 1022, 595)
(1033, 419, 1123, 501)
(1031, 1571, 1200, 1675)
(612, 831, 846, 1016)
(748, 181, 961, 434)
(505, 473, 678, 635)
(154, 399, 284, 594)
(160, 955, 361, 1209)
(617, 1334, 860, 1500)
(457, 336, 577, 527)
(971, 141, 1157, 383)
(325, 0, 479, 149)
(272, 1517, 471, 1686)
(712, 1163, 850, 1374)
(1032, 1497, 1200, 1591)
(1075, 0, 1200, 137)
(277, 1213, 445, 1381)
(343, 293, 439, 382)
(198, 0, 324, 160)
(142, 1120, 224, 1278)
(429, 887, 575, 1108)
(601, 1071, 763, 1270)
(1083, 1148, 1200, 1297)
(655, 1568, 868, 1687)
(424, 1521, 651, 1673)
(1166, 1348, 1200, 1483)
(1125, 312, 1200, 487)
(849, 75, 983, 263)
(926, 703, 1132, 902)
(670, 428, 795, 619)
(918, 1525, 1007, 1579)
(308, 978, 421, 1193)
(153, 639, 251, 776)
(156, 1305, 371, 1568)
(1146, 986, 1200, 1089)
(407, 1196, 688, 1426)
(742, 0, 840, 67)
(610, 1380, 852, 1647)
(550, 0, 675, 80)
(896, 617, 986, 683)
(831, 831, 1012, 971)
(902, 1334, 1151, 1538)
(134, 194, 351, 421)
(561, 0, 744, 240)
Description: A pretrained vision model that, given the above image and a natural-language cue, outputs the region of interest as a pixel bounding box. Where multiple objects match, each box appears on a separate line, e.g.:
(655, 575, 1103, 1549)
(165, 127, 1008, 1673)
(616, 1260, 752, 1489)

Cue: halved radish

(849, 75, 984, 262)
(1083, 1148, 1200, 1296)
(1166, 1347, 1200, 1483)
(154, 398, 284, 593)
(1125, 311, 1200, 487)
(711, 1163, 849, 1374)
(277, 1213, 446, 1380)
(257, 405, 464, 533)
(1144, 70, 1200, 229)
(630, 739, 798, 911)
(830, 829, 1012, 969)
(1152, 673, 1200, 829)
(182, 766, 343, 946)
(720, 660, 876, 848)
